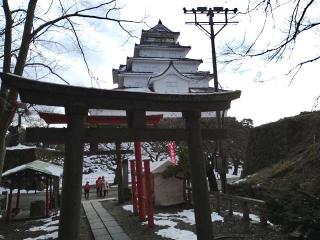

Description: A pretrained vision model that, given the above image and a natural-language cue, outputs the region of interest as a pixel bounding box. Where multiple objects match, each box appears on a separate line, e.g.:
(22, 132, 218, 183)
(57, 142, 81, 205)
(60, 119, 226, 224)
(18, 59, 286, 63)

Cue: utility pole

(183, 7, 238, 193)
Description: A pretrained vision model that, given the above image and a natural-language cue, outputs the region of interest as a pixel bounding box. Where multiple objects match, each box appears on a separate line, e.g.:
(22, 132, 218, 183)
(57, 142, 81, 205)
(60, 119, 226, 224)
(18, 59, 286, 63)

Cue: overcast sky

(6, 0, 320, 126)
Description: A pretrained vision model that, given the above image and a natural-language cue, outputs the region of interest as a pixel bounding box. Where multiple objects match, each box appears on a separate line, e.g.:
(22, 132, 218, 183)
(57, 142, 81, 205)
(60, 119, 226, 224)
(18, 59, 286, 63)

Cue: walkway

(82, 199, 131, 240)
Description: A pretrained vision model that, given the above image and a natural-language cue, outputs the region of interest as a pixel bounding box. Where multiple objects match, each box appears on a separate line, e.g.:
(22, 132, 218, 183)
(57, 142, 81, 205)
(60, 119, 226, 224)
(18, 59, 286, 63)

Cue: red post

(45, 176, 49, 217)
(143, 160, 154, 228)
(130, 160, 138, 214)
(6, 187, 13, 222)
(134, 141, 146, 221)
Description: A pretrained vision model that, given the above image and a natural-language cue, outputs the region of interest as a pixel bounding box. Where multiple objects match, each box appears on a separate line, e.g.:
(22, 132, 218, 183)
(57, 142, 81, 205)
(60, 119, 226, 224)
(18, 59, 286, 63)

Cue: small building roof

(2, 160, 63, 178)
(151, 160, 174, 174)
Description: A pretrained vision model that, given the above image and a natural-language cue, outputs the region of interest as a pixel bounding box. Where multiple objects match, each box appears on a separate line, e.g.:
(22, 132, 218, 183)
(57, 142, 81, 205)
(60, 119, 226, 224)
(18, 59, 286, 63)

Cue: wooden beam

(26, 127, 227, 143)
(2, 73, 241, 112)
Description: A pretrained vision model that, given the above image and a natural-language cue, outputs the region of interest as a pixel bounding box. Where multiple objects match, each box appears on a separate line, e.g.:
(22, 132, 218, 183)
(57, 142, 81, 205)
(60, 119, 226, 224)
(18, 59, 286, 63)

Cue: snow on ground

(6, 144, 36, 150)
(23, 213, 59, 240)
(233, 211, 260, 223)
(122, 204, 133, 213)
(156, 227, 197, 240)
(24, 231, 58, 240)
(122, 205, 223, 240)
(211, 212, 224, 222)
(230, 173, 256, 185)
(233, 211, 274, 226)
(214, 165, 242, 180)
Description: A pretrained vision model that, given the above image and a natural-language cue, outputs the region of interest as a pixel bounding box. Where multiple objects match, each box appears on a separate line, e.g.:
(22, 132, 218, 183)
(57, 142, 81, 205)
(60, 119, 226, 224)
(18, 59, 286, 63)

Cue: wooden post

(45, 176, 49, 217)
(116, 141, 124, 204)
(6, 185, 13, 222)
(58, 105, 87, 240)
(215, 192, 220, 214)
(16, 181, 21, 211)
(143, 160, 154, 228)
(260, 203, 268, 225)
(130, 160, 138, 214)
(242, 202, 250, 222)
(228, 198, 233, 216)
(123, 159, 129, 198)
(49, 176, 52, 209)
(53, 177, 59, 209)
(184, 111, 214, 240)
(134, 141, 146, 221)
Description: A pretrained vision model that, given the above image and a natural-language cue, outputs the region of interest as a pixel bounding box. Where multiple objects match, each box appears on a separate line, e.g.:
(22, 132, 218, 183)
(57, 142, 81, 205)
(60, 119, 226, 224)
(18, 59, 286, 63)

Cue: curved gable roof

(148, 61, 195, 86)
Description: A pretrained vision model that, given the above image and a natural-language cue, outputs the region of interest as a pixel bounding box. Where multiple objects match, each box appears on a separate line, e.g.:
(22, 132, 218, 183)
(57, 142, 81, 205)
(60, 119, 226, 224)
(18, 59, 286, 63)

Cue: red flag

(168, 142, 176, 165)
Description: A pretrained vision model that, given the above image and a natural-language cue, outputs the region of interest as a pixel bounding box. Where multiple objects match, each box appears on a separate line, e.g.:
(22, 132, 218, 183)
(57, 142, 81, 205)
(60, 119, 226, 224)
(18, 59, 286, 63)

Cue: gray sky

(7, 0, 320, 126)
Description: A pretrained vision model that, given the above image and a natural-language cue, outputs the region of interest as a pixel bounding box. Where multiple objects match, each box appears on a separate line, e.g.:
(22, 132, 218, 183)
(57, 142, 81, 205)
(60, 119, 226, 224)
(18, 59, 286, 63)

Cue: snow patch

(230, 173, 256, 185)
(122, 204, 133, 213)
(211, 212, 224, 222)
(6, 144, 36, 150)
(24, 231, 58, 240)
(156, 227, 197, 240)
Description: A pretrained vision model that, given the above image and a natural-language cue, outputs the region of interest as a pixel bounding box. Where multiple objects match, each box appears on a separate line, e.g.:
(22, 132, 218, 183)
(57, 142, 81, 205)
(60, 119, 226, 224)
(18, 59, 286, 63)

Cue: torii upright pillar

(58, 105, 87, 240)
(184, 111, 213, 240)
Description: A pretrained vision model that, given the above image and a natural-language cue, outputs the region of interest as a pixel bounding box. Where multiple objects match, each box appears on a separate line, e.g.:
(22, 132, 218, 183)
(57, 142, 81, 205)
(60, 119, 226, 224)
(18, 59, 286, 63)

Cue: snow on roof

(6, 144, 36, 151)
(151, 160, 174, 174)
(2, 160, 63, 177)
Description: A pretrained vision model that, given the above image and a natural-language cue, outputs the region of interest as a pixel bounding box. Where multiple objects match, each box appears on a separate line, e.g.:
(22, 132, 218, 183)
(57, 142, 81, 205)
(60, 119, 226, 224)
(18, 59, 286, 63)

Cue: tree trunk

(0, 0, 38, 181)
(0, 107, 16, 181)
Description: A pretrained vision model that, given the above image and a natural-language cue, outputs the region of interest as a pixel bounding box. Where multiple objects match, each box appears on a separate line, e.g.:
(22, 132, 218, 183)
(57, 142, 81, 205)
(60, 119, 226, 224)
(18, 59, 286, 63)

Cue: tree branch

(2, 0, 12, 74)
(31, 2, 142, 39)
(24, 62, 70, 85)
(66, 18, 98, 87)
(14, 0, 37, 76)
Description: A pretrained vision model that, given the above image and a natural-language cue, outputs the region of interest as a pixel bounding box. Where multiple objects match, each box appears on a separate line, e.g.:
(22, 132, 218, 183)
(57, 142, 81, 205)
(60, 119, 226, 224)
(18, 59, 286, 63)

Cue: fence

(209, 192, 267, 225)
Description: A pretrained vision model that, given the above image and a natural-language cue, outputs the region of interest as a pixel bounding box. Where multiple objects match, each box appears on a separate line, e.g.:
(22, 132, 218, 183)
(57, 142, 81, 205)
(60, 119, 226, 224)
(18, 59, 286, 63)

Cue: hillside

(243, 111, 320, 176)
(230, 111, 320, 239)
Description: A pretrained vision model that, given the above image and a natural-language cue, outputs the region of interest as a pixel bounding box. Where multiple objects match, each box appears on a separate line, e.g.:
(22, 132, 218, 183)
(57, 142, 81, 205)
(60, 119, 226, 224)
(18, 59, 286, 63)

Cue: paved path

(82, 199, 131, 240)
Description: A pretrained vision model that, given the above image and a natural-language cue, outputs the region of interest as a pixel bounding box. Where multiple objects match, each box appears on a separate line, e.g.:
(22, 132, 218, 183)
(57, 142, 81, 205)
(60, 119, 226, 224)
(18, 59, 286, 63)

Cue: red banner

(168, 142, 176, 165)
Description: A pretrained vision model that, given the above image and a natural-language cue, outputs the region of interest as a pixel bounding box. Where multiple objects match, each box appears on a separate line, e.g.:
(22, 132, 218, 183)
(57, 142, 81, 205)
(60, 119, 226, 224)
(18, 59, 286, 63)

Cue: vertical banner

(168, 141, 176, 165)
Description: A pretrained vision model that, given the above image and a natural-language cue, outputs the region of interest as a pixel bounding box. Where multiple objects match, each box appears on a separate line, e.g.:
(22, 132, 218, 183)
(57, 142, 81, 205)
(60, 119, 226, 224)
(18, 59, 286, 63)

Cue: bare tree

(223, 0, 320, 82)
(142, 141, 171, 162)
(0, 0, 143, 181)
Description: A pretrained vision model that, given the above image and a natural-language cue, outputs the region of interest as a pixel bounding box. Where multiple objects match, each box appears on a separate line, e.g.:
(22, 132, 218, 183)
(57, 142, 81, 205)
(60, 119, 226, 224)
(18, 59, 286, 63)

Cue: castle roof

(148, 19, 173, 33)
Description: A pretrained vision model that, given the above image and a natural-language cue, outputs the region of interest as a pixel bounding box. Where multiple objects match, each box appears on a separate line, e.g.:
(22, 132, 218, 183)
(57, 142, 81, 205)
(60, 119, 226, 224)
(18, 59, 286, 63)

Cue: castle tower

(112, 20, 212, 94)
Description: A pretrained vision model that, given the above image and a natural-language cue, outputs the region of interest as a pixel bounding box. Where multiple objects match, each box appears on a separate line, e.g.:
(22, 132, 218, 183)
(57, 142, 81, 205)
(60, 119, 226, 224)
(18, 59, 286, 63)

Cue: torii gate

(1, 73, 240, 240)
